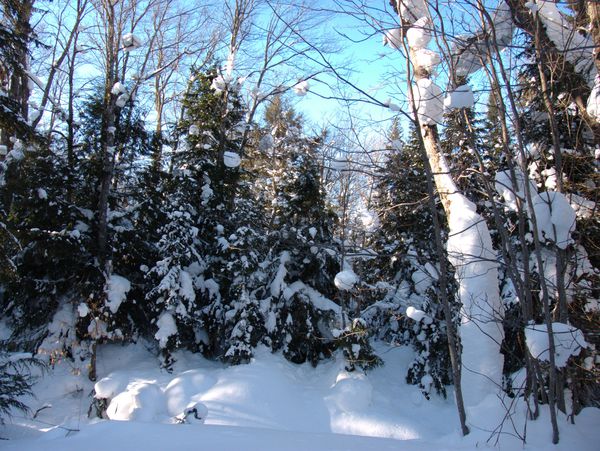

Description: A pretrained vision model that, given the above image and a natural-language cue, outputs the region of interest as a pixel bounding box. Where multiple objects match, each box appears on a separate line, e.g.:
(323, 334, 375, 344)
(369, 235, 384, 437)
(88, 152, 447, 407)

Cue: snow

(443, 84, 474, 109)
(94, 374, 129, 400)
(77, 303, 89, 317)
(410, 78, 443, 125)
(586, 76, 600, 121)
(327, 371, 373, 412)
(495, 168, 538, 212)
(531, 191, 576, 249)
(445, 191, 504, 407)
(105, 274, 131, 314)
(211, 75, 227, 93)
(293, 80, 310, 96)
(37, 188, 48, 199)
(223, 151, 241, 168)
(534, 0, 596, 81)
(406, 17, 431, 50)
(405, 306, 427, 323)
(0, 145, 7, 155)
(111, 82, 126, 95)
(122, 33, 142, 52)
(283, 281, 341, 314)
(334, 270, 359, 291)
(107, 381, 165, 421)
(115, 93, 128, 108)
(382, 28, 402, 50)
(3, 342, 598, 450)
(525, 322, 589, 367)
(188, 124, 199, 136)
(413, 48, 440, 72)
(330, 158, 350, 171)
(270, 251, 290, 298)
(155, 312, 177, 348)
(398, 0, 429, 25)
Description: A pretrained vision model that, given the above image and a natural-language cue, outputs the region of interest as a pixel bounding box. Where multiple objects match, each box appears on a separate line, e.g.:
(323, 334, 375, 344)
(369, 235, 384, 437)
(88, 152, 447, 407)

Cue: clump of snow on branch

(383, 28, 402, 50)
(495, 168, 538, 212)
(411, 78, 443, 125)
(531, 191, 576, 249)
(111, 82, 127, 95)
(525, 322, 588, 367)
(407, 17, 431, 50)
(398, 0, 429, 24)
(450, 3, 514, 78)
(116, 93, 129, 108)
(334, 269, 359, 291)
(105, 274, 131, 314)
(406, 306, 429, 323)
(534, 0, 596, 81)
(587, 76, 600, 121)
(211, 75, 227, 93)
(223, 151, 241, 168)
(414, 48, 440, 72)
(444, 84, 474, 109)
(121, 33, 142, 52)
(155, 312, 177, 348)
(293, 80, 310, 96)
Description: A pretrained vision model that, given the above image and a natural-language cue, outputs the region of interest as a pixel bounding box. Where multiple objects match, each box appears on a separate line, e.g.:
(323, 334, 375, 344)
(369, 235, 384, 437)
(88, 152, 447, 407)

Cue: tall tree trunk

(396, 5, 504, 430)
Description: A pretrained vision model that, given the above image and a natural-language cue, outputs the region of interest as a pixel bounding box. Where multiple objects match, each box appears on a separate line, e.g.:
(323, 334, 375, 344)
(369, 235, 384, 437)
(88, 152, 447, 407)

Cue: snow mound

(328, 372, 372, 412)
(334, 270, 359, 291)
(94, 374, 129, 400)
(106, 274, 131, 314)
(164, 370, 217, 416)
(444, 84, 474, 109)
(411, 78, 443, 125)
(177, 401, 208, 424)
(531, 191, 576, 249)
(525, 322, 588, 367)
(106, 382, 165, 421)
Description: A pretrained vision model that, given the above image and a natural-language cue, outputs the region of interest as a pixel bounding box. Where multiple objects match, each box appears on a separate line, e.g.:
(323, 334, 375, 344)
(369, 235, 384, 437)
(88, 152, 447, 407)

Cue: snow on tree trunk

(420, 127, 504, 406)
(405, 29, 504, 408)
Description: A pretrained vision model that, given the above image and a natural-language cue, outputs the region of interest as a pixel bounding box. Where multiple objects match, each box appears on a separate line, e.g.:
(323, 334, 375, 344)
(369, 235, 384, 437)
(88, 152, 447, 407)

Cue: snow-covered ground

(1, 342, 598, 450)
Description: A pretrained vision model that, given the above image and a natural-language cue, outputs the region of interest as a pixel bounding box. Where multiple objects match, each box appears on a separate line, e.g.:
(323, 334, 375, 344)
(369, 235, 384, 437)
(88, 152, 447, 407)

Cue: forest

(0, 0, 599, 449)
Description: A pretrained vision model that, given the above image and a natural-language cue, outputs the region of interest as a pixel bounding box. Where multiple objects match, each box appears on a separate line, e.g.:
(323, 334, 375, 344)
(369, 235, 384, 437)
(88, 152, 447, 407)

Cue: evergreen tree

(366, 123, 457, 396)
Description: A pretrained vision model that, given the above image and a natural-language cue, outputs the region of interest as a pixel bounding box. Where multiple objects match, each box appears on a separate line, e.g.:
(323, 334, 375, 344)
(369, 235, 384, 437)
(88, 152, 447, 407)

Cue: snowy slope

(1, 342, 599, 450)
